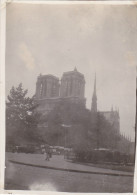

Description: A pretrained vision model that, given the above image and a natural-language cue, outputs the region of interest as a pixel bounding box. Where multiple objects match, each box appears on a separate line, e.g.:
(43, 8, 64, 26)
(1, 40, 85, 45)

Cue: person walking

(45, 144, 50, 161)
(41, 145, 47, 160)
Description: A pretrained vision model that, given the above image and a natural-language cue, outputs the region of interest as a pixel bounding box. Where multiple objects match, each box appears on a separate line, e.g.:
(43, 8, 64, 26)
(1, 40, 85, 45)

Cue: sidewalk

(7, 153, 133, 177)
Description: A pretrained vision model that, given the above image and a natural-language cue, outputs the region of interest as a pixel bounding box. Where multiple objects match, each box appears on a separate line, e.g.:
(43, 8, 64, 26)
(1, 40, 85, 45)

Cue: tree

(40, 100, 91, 147)
(6, 83, 42, 148)
(94, 113, 119, 149)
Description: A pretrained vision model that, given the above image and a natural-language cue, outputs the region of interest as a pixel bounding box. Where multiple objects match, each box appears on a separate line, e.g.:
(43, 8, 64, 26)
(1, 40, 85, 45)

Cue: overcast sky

(6, 3, 137, 140)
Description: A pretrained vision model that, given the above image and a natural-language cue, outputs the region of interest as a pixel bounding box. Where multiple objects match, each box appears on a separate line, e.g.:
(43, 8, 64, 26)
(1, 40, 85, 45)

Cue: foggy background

(6, 3, 137, 140)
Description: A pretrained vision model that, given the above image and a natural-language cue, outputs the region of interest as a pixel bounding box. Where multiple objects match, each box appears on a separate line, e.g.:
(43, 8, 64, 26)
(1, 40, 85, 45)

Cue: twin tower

(35, 68, 86, 114)
(35, 68, 120, 133)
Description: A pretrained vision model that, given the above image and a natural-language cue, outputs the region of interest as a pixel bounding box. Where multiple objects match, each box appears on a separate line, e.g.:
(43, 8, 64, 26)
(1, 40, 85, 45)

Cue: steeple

(91, 74, 97, 113)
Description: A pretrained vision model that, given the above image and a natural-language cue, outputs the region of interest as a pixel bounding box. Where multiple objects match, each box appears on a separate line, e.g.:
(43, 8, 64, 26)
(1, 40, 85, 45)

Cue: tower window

(40, 83, 43, 97)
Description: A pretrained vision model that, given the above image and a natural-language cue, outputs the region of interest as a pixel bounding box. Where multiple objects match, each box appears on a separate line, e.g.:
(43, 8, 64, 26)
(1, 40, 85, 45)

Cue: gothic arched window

(40, 83, 43, 97)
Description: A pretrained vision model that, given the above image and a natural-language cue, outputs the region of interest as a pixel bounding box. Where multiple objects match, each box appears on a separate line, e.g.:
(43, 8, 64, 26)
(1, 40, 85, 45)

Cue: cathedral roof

(62, 68, 85, 79)
(38, 74, 59, 80)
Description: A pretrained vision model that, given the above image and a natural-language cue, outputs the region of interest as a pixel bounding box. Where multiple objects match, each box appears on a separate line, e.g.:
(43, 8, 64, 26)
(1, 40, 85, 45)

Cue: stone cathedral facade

(35, 68, 134, 154)
(35, 67, 86, 114)
(35, 67, 120, 129)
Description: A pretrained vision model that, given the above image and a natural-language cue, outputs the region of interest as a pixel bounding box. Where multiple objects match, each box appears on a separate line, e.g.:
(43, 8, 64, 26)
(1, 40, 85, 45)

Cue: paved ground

(5, 153, 134, 192)
(6, 152, 133, 176)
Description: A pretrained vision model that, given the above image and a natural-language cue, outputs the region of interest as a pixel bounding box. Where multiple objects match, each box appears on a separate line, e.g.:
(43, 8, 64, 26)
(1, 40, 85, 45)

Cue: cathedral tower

(60, 67, 86, 105)
(91, 74, 97, 113)
(35, 74, 60, 99)
(35, 74, 60, 114)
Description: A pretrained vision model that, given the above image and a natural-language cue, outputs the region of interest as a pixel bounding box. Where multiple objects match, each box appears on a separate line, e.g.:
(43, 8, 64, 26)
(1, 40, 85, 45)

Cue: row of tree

(6, 83, 120, 152)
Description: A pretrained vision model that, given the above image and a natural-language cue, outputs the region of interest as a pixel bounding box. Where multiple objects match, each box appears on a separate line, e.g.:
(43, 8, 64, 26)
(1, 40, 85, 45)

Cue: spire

(94, 73, 96, 95)
(93, 73, 96, 96)
(91, 73, 97, 113)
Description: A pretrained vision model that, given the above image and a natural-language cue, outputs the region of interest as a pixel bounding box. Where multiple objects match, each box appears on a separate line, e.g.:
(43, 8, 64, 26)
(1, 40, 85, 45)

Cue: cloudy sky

(6, 3, 137, 140)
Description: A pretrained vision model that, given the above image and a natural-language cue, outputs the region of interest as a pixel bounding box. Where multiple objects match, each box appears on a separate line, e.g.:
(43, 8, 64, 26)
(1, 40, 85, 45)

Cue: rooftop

(38, 74, 59, 80)
(63, 67, 84, 78)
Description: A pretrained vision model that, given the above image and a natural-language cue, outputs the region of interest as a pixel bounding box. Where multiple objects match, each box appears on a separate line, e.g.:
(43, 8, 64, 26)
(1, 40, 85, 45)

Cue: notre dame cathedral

(35, 67, 119, 129)
(35, 67, 86, 114)
(34, 68, 134, 154)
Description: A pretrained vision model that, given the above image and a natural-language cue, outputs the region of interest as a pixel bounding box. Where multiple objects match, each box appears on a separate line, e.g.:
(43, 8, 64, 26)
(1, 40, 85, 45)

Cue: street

(5, 153, 134, 192)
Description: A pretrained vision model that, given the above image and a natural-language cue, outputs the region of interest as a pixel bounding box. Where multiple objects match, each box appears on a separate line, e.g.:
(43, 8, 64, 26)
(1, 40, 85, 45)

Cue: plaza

(5, 152, 134, 192)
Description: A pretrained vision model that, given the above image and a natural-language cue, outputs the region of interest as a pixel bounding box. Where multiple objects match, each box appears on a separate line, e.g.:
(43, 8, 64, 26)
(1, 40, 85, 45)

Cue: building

(35, 68, 86, 114)
(35, 68, 134, 154)
(35, 68, 120, 130)
(35, 74, 60, 114)
(91, 75, 134, 154)
(91, 75, 120, 134)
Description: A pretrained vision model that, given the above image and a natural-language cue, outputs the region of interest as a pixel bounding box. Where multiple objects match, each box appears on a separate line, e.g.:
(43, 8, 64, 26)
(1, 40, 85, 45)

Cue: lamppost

(61, 124, 71, 159)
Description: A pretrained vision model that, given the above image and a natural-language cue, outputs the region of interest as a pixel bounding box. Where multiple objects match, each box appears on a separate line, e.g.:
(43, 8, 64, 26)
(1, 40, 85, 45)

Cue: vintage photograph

(5, 2, 136, 192)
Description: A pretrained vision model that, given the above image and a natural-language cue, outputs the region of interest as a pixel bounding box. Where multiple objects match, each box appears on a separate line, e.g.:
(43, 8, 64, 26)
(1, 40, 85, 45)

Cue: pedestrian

(46, 151, 50, 161)
(45, 144, 50, 161)
(49, 147, 52, 158)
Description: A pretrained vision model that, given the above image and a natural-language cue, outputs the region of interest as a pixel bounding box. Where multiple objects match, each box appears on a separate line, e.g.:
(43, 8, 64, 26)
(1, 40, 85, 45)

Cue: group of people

(41, 144, 52, 161)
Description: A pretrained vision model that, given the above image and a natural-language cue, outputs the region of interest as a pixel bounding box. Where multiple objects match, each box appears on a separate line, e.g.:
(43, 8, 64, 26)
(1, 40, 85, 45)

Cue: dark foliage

(6, 83, 43, 148)
(40, 100, 91, 147)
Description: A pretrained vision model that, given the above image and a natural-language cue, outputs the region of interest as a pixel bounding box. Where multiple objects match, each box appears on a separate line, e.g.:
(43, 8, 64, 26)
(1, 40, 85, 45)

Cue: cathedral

(35, 67, 119, 131)
(35, 68, 134, 154)
(91, 74, 120, 134)
(35, 67, 86, 114)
